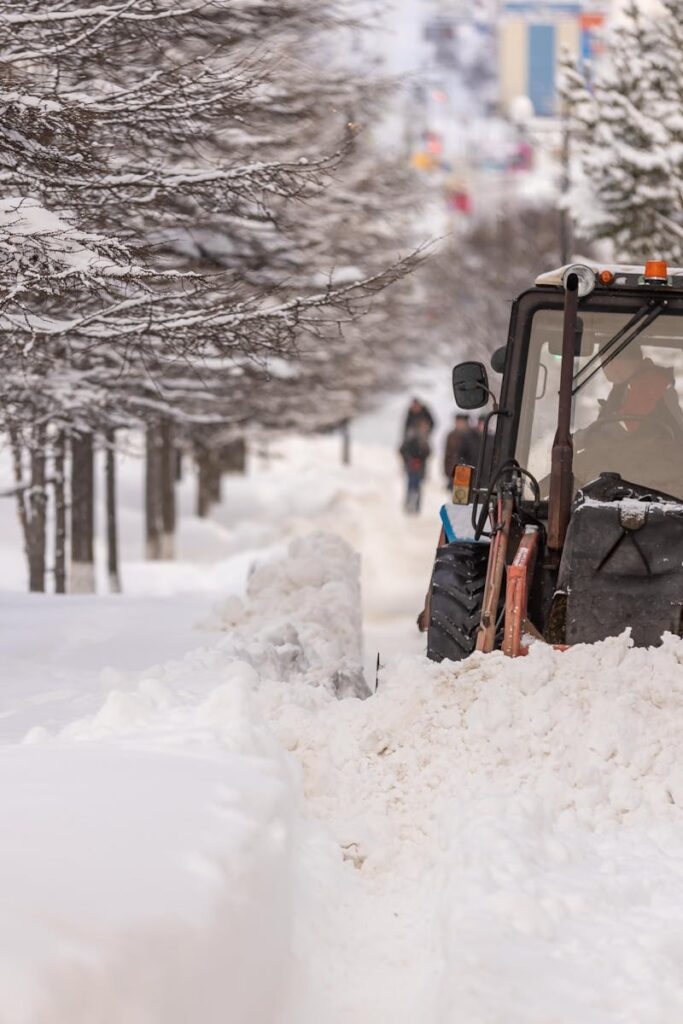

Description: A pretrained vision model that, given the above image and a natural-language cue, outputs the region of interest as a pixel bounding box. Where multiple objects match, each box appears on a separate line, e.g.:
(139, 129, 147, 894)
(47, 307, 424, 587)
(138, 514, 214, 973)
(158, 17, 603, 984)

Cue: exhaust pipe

(547, 271, 578, 553)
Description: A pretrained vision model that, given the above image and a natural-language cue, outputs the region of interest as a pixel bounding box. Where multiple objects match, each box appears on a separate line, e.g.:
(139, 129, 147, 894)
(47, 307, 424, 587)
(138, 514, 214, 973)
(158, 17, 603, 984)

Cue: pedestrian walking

(404, 397, 435, 438)
(400, 423, 431, 514)
(443, 414, 479, 488)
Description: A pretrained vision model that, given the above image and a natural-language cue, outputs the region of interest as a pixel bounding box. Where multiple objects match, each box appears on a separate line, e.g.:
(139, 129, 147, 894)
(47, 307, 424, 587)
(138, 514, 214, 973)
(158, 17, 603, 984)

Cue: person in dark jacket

(443, 414, 479, 488)
(400, 423, 431, 514)
(404, 398, 435, 438)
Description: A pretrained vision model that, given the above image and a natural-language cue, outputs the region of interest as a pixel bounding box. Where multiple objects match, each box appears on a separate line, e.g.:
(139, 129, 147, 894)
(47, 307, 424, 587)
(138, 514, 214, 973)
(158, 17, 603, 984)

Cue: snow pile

(19, 532, 365, 748)
(0, 532, 364, 1024)
(213, 531, 367, 698)
(267, 632, 683, 1022)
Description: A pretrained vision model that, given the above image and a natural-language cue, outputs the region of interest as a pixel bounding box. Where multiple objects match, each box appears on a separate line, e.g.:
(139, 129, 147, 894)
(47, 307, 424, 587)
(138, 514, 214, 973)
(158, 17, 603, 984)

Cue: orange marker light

(452, 464, 474, 506)
(644, 259, 668, 281)
(598, 269, 614, 285)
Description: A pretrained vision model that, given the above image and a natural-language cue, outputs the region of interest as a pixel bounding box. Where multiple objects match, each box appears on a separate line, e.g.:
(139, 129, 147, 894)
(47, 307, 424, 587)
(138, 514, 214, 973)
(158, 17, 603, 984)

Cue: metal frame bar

(475, 493, 513, 653)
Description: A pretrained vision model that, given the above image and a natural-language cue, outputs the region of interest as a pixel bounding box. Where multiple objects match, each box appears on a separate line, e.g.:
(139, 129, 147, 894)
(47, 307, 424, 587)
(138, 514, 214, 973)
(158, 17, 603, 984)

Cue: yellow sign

(411, 150, 437, 172)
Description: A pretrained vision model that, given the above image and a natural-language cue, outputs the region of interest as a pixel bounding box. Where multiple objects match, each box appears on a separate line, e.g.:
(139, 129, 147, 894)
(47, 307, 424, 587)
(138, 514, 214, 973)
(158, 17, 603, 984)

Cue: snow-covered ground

(3, 384, 683, 1022)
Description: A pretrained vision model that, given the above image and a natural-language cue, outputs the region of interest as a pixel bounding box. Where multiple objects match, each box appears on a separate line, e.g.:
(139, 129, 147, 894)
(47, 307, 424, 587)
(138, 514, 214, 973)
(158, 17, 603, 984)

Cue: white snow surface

(3, 410, 683, 1021)
(1, 531, 364, 1024)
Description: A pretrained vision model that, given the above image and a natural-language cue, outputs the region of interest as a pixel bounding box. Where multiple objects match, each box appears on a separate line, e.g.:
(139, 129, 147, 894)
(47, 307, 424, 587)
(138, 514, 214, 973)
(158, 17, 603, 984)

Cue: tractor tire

(427, 540, 491, 663)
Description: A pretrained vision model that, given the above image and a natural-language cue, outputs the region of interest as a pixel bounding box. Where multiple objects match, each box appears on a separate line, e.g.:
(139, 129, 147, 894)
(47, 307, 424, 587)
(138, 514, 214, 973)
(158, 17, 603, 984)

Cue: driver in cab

(573, 342, 683, 497)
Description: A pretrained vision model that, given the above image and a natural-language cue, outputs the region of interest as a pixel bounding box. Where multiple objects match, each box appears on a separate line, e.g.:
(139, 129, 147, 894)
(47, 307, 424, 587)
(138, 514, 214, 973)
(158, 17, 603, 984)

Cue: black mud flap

(558, 474, 683, 646)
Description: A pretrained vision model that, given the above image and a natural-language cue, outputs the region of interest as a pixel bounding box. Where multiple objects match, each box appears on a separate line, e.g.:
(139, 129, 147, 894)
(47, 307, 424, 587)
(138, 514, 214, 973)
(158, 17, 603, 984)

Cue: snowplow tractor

(424, 260, 683, 661)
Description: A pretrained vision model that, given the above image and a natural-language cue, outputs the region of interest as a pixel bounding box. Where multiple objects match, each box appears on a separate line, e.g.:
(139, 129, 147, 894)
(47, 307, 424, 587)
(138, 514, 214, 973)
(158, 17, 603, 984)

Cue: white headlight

(562, 263, 596, 298)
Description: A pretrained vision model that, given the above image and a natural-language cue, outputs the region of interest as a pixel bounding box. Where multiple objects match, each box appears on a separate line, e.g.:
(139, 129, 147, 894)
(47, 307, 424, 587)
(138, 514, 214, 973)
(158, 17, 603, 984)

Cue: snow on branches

(0, 0, 422, 439)
(0, 0, 426, 592)
(0, 196, 146, 295)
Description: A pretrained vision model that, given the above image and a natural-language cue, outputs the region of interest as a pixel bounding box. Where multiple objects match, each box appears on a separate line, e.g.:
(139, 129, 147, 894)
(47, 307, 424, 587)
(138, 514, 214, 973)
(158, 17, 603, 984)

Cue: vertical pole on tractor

(547, 272, 579, 555)
(559, 104, 572, 267)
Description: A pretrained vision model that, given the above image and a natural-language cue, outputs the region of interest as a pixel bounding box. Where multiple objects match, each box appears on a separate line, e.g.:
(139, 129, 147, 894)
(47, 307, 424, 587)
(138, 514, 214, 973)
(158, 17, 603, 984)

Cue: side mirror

(452, 361, 490, 410)
(491, 346, 507, 374)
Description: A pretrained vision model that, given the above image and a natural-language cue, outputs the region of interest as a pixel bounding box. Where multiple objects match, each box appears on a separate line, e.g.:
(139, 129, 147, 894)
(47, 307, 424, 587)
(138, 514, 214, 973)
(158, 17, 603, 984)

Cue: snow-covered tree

(0, 0, 425, 593)
(563, 0, 683, 261)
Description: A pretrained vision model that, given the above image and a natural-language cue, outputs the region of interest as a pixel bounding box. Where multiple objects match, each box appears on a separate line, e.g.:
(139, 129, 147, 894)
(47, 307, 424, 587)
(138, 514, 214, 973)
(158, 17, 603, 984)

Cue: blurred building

(404, 0, 498, 159)
(498, 0, 608, 117)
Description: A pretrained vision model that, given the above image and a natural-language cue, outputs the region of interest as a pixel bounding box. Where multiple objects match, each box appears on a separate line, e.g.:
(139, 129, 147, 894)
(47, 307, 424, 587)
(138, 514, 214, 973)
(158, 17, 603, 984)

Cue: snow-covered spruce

(562, 0, 683, 261)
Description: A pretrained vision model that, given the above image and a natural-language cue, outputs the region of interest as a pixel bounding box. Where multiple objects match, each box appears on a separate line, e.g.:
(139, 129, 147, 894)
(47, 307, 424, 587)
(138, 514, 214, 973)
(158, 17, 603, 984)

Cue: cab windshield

(515, 307, 683, 499)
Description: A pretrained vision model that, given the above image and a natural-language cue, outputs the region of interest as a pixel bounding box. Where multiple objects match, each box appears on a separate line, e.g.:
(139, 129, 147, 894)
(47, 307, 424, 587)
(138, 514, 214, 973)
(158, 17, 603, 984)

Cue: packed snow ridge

(5, 531, 683, 1022)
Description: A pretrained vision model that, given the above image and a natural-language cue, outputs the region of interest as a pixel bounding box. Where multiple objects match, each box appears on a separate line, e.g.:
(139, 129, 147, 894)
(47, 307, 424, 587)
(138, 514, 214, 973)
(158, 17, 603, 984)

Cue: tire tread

(427, 540, 490, 663)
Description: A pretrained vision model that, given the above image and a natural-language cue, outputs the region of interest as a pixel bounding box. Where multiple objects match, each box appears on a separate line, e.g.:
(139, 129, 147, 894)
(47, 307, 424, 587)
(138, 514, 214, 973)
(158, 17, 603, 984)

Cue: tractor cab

(425, 260, 683, 662)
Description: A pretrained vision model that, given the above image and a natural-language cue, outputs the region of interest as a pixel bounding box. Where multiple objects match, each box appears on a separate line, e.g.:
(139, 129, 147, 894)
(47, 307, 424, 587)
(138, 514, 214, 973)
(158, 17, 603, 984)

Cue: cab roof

(536, 260, 683, 290)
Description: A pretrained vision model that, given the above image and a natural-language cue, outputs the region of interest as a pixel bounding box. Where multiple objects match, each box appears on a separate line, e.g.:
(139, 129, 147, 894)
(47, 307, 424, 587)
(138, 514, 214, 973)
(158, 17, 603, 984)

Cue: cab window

(515, 307, 683, 499)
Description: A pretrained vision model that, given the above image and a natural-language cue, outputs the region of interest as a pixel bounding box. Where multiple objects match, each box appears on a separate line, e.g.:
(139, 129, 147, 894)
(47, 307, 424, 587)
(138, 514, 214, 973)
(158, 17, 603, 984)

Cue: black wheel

(427, 540, 490, 662)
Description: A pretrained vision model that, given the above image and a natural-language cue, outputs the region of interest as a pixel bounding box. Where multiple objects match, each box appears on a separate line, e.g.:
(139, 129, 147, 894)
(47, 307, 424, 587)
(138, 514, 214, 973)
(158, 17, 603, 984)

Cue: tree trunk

(27, 425, 48, 592)
(70, 432, 95, 593)
(145, 422, 163, 559)
(341, 419, 351, 466)
(9, 425, 52, 592)
(196, 447, 212, 518)
(160, 420, 176, 559)
(209, 457, 222, 505)
(9, 428, 32, 592)
(53, 430, 67, 594)
(105, 429, 121, 592)
(221, 437, 246, 474)
(9, 425, 48, 593)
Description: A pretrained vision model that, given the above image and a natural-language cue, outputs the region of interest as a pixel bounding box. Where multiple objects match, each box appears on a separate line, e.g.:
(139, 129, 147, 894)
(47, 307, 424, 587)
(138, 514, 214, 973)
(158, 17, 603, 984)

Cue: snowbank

(220, 531, 367, 698)
(270, 632, 683, 1022)
(0, 745, 293, 1024)
(0, 533, 365, 1024)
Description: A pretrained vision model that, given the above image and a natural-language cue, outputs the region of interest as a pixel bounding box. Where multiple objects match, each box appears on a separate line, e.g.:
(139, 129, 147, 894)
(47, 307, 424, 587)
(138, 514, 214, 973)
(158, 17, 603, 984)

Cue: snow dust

(2, 420, 683, 1021)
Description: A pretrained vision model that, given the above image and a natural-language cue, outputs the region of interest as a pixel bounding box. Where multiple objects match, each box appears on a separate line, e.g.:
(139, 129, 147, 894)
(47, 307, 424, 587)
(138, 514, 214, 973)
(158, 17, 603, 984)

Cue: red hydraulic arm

(503, 526, 540, 657)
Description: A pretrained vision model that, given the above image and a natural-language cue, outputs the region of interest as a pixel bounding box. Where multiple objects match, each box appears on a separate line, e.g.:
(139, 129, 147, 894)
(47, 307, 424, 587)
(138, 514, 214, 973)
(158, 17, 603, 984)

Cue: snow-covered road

(3, 418, 683, 1022)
